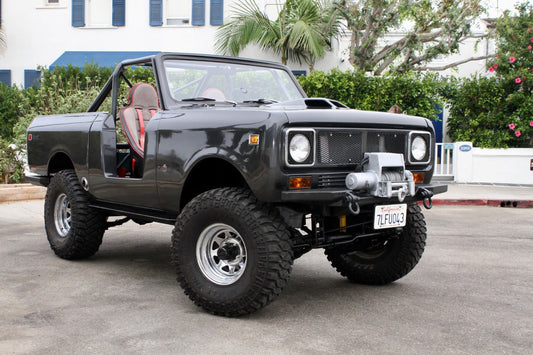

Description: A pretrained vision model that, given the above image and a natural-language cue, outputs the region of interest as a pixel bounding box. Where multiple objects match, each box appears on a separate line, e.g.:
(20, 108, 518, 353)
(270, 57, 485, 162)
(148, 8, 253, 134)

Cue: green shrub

(484, 2, 533, 147)
(298, 70, 443, 120)
(446, 76, 512, 148)
(0, 138, 25, 184)
(0, 84, 24, 139)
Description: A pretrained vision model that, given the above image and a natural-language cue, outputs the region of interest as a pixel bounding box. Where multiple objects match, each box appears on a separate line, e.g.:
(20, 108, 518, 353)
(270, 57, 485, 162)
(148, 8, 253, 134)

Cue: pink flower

(510, 57, 516, 63)
(531, 38, 533, 42)
(489, 66, 494, 73)
(515, 78, 522, 84)
(509, 123, 516, 130)
(515, 131, 522, 138)
(529, 46, 532, 50)
(530, 121, 533, 127)
(493, 63, 499, 69)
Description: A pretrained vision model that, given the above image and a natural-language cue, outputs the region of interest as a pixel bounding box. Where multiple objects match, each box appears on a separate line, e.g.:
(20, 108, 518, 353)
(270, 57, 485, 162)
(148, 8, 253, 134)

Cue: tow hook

(417, 188, 434, 210)
(345, 191, 360, 215)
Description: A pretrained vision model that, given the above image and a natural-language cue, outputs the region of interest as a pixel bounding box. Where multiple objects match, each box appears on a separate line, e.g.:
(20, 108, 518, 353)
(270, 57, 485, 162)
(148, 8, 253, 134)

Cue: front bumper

(280, 183, 447, 206)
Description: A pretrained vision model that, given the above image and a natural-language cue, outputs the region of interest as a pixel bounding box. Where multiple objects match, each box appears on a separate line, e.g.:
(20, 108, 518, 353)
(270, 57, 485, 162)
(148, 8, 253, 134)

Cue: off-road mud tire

(325, 203, 426, 285)
(171, 187, 293, 316)
(44, 170, 106, 259)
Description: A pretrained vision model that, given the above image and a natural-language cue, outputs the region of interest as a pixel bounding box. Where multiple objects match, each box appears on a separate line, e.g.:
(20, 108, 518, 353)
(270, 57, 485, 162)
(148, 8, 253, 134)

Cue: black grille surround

(285, 127, 433, 188)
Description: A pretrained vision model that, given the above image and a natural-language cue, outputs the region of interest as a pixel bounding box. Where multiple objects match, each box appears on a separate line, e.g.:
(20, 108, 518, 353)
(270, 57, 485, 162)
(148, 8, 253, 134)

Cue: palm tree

(215, 0, 343, 71)
(0, 29, 5, 48)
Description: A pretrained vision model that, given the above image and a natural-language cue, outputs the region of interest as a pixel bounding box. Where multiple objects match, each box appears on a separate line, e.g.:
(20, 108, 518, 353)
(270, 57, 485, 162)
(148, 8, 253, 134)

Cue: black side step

(89, 200, 177, 225)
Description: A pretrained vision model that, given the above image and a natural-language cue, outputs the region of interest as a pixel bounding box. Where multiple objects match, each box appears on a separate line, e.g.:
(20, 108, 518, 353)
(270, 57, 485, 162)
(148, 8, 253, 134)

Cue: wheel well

(48, 153, 74, 175)
(180, 158, 248, 210)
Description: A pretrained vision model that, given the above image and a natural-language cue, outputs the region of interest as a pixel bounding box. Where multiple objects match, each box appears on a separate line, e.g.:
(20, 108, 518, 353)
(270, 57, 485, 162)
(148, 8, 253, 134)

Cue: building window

(165, 0, 191, 25)
(0, 70, 12, 86)
(71, 0, 125, 27)
(150, 0, 223, 27)
(24, 70, 42, 89)
(209, 0, 223, 26)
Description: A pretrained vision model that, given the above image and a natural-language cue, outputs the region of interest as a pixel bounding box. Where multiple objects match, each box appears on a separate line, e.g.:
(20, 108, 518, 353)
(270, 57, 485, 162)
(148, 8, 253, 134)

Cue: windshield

(163, 59, 304, 104)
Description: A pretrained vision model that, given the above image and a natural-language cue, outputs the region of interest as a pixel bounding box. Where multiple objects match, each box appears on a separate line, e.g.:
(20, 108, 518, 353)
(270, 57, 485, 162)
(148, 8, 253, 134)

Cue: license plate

(374, 204, 407, 230)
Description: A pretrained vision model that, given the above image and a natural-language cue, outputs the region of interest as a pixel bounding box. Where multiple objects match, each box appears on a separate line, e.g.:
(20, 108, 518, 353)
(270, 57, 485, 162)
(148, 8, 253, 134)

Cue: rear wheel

(44, 170, 106, 259)
(325, 203, 426, 285)
(171, 188, 293, 316)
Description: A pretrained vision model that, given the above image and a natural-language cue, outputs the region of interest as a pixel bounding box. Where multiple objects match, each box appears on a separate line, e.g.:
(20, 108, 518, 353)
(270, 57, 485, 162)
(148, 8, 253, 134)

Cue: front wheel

(171, 188, 293, 316)
(44, 170, 106, 259)
(325, 203, 427, 285)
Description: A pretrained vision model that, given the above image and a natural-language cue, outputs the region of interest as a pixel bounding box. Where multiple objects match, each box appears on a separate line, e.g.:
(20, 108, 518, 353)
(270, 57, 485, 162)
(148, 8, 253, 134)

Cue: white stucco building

(0, 0, 515, 88)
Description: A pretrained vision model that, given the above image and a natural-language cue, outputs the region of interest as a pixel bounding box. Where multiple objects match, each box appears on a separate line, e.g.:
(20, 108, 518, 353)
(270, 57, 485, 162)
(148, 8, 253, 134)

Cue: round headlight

(411, 136, 427, 161)
(289, 134, 311, 163)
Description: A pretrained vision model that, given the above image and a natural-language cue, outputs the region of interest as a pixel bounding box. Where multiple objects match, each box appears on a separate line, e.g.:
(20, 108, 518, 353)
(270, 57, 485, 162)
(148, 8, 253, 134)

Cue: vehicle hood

(266, 98, 431, 130)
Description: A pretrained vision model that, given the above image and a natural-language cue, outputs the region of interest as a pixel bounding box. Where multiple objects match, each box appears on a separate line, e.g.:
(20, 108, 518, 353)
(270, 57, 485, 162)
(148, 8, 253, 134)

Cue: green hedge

(298, 69, 445, 120)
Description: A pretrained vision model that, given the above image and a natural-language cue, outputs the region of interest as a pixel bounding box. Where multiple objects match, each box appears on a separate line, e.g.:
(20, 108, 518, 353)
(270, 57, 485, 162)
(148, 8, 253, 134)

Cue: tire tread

(171, 187, 293, 316)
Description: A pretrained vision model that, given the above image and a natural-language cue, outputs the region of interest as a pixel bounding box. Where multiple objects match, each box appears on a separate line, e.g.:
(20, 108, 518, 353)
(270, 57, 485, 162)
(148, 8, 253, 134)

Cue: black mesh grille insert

(315, 129, 407, 167)
(317, 131, 363, 166)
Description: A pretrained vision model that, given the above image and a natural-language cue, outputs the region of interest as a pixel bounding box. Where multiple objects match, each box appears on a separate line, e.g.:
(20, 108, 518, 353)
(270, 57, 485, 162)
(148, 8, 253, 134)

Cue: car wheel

(44, 170, 106, 259)
(171, 187, 293, 316)
(325, 202, 426, 285)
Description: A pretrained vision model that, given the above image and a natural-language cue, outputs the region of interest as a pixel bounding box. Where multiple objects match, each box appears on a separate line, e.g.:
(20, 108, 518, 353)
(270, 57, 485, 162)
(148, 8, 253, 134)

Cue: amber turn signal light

(413, 173, 425, 183)
(289, 177, 311, 189)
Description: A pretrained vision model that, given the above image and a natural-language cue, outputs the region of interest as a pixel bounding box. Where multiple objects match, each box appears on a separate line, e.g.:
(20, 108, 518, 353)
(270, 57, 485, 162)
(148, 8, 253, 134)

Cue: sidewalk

(1, 183, 532, 207)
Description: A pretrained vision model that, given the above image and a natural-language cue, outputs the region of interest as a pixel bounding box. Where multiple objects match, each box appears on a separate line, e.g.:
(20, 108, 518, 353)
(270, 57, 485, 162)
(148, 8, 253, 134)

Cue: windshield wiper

(242, 99, 279, 104)
(181, 97, 216, 102)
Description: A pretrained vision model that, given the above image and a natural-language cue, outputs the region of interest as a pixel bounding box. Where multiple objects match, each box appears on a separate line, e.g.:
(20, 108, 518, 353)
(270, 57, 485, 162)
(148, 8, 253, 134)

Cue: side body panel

(155, 109, 287, 211)
(27, 113, 100, 178)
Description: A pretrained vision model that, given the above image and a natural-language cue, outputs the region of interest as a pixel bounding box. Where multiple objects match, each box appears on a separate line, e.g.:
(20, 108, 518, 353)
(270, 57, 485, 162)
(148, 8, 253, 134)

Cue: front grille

(315, 129, 408, 167)
(317, 173, 347, 188)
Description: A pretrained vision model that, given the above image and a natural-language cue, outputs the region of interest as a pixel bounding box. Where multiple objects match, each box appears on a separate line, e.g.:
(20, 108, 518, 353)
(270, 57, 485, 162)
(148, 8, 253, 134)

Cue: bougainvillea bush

(488, 2, 533, 146)
(447, 2, 533, 148)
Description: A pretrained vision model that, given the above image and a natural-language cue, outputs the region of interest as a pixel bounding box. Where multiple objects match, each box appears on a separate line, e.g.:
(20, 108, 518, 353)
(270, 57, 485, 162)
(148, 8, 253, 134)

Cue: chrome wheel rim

(54, 193, 71, 237)
(196, 223, 247, 285)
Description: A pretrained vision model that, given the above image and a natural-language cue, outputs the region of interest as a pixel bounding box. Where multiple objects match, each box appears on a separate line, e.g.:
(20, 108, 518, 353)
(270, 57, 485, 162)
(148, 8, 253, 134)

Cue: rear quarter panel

(27, 113, 101, 177)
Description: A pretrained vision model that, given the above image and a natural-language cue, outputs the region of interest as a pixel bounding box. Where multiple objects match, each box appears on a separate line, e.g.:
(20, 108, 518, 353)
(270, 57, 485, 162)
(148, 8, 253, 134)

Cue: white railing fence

(434, 143, 454, 177)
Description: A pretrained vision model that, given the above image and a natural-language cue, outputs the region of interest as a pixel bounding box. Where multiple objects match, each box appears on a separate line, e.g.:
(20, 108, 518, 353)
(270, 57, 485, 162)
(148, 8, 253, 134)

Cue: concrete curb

(431, 198, 533, 208)
(0, 184, 46, 203)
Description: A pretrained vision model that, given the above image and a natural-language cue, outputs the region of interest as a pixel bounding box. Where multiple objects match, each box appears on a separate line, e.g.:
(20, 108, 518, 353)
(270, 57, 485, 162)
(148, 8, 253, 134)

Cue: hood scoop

(267, 98, 348, 110)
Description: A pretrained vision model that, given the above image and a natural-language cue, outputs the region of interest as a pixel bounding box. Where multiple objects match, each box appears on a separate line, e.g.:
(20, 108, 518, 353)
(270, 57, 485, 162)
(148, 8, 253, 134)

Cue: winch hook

(345, 192, 360, 215)
(417, 188, 434, 210)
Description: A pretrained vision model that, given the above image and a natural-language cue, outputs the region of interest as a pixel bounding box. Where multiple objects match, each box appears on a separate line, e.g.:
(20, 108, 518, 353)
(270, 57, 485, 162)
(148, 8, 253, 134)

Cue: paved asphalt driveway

(1, 200, 532, 354)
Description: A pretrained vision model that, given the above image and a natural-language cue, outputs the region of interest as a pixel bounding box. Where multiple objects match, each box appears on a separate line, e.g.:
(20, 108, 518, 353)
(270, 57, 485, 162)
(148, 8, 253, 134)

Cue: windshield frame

(155, 53, 307, 108)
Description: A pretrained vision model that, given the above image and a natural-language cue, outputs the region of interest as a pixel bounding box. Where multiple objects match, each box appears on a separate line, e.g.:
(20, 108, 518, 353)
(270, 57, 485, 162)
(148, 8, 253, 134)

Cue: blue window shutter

(149, 0, 163, 26)
(192, 0, 205, 26)
(112, 0, 126, 26)
(210, 0, 223, 26)
(0, 70, 11, 86)
(72, 0, 85, 27)
(24, 70, 42, 89)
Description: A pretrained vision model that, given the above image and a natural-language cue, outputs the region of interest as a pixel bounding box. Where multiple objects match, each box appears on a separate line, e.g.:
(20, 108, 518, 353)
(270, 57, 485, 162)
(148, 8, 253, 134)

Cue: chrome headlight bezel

(285, 129, 315, 166)
(408, 131, 431, 164)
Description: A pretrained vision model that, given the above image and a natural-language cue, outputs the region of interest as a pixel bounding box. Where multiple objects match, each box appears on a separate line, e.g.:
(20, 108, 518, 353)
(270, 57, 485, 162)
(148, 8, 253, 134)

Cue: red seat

(119, 83, 159, 158)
